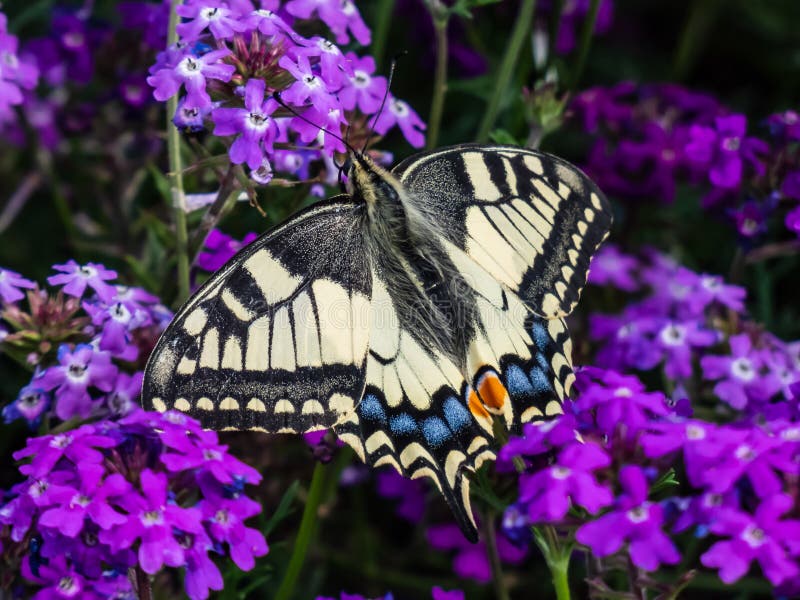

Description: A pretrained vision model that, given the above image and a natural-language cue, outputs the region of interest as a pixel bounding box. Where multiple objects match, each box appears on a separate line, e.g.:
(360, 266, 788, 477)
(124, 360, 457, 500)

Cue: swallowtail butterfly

(142, 144, 612, 540)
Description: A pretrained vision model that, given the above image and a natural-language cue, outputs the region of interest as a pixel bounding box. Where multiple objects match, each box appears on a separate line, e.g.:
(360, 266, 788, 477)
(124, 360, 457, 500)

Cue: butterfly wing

(392, 144, 612, 319)
(142, 199, 372, 433)
(333, 271, 496, 541)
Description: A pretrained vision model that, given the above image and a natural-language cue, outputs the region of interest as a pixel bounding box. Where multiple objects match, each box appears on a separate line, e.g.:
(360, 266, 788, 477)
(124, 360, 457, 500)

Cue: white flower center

(177, 56, 203, 78)
(626, 504, 650, 523)
(686, 424, 706, 440)
(390, 100, 409, 118)
(735, 444, 755, 461)
(701, 276, 721, 291)
(660, 323, 687, 346)
(352, 70, 371, 88)
(141, 509, 164, 527)
(722, 136, 741, 151)
(742, 524, 766, 548)
(731, 357, 755, 382)
(247, 111, 270, 132)
(51, 434, 73, 449)
(79, 265, 97, 279)
(614, 387, 633, 398)
(551, 466, 571, 480)
(110, 302, 131, 324)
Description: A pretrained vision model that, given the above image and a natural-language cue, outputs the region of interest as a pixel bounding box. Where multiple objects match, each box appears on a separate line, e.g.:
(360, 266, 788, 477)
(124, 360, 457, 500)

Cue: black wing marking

(393, 144, 613, 318)
(142, 199, 372, 434)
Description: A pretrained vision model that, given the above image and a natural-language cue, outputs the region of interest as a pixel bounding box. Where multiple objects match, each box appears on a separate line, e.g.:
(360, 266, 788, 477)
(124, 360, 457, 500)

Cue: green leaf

(489, 128, 522, 146)
(263, 479, 300, 538)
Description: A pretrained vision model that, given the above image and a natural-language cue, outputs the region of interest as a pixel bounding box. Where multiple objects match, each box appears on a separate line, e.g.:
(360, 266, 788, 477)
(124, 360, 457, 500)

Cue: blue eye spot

(443, 396, 471, 431)
(390, 413, 418, 435)
(422, 416, 451, 447)
(504, 364, 534, 396)
(358, 394, 386, 423)
(528, 366, 552, 394)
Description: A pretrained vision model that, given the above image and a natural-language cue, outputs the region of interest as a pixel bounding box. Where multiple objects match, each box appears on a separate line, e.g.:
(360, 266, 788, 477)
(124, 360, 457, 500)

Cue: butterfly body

(143, 144, 612, 540)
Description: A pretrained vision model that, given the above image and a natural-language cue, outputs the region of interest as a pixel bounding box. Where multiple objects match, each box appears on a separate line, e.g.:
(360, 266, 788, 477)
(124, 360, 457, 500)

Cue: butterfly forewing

(143, 200, 372, 433)
(393, 144, 613, 319)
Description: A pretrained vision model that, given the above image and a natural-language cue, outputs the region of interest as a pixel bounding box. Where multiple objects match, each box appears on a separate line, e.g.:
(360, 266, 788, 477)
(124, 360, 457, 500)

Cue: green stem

(533, 526, 572, 600)
(484, 514, 511, 600)
(274, 462, 328, 600)
(475, 0, 536, 142)
(672, 0, 722, 81)
(426, 4, 449, 151)
(371, 0, 397, 69)
(166, 0, 190, 306)
(568, 0, 600, 91)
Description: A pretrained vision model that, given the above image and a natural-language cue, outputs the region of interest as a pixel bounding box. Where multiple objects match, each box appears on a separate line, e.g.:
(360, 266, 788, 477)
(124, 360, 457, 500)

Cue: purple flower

(338, 52, 387, 114)
(213, 78, 279, 169)
(47, 260, 118, 302)
(786, 205, 800, 237)
(286, 0, 371, 46)
(701, 494, 800, 586)
(291, 105, 348, 155)
(160, 426, 262, 485)
(201, 490, 268, 570)
(106, 371, 144, 415)
(587, 244, 639, 291)
(173, 96, 214, 132)
(24, 555, 94, 600)
(767, 109, 800, 143)
(295, 37, 353, 88)
(576, 466, 680, 570)
(180, 530, 224, 600)
(119, 74, 150, 107)
(684, 114, 769, 191)
(655, 319, 718, 380)
(572, 368, 670, 438)
(147, 48, 234, 109)
(37, 344, 119, 419)
(426, 522, 525, 583)
(0, 267, 36, 303)
(376, 469, 426, 523)
(176, 2, 248, 41)
(499, 413, 579, 459)
(118, 1, 170, 50)
(38, 464, 129, 536)
(514, 441, 613, 523)
(83, 296, 152, 359)
(197, 229, 259, 271)
(278, 54, 337, 113)
(701, 333, 782, 410)
(0, 28, 39, 114)
(100, 469, 204, 574)
(781, 170, 800, 200)
(549, 0, 614, 55)
(14, 424, 116, 478)
(3, 384, 50, 427)
(246, 7, 292, 39)
(373, 96, 426, 148)
(431, 588, 464, 600)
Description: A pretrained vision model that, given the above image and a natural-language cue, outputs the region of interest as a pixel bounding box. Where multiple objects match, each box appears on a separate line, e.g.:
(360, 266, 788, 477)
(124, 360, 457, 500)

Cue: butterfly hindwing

(334, 272, 496, 541)
(142, 200, 372, 433)
(393, 144, 613, 318)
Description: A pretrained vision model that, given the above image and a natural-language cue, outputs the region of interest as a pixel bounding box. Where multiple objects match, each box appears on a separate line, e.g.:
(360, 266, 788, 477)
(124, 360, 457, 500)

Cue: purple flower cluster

(0, 410, 267, 600)
(0, 262, 171, 426)
(502, 367, 800, 586)
(569, 83, 800, 241)
(146, 0, 425, 180)
(588, 246, 799, 417)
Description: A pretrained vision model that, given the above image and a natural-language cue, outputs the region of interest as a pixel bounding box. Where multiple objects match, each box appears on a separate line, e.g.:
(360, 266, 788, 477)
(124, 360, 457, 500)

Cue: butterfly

(142, 144, 612, 541)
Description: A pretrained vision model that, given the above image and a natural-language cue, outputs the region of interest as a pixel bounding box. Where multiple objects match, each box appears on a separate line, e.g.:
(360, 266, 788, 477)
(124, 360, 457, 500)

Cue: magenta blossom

(576, 466, 680, 571)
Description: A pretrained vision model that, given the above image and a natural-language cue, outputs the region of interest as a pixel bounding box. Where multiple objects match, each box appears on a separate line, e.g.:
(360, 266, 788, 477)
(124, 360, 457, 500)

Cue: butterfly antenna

(361, 52, 404, 154)
(272, 91, 357, 155)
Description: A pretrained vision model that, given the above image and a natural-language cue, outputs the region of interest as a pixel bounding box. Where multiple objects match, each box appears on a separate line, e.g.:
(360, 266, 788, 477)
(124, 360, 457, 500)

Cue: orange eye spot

(478, 372, 508, 411)
(468, 389, 489, 419)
